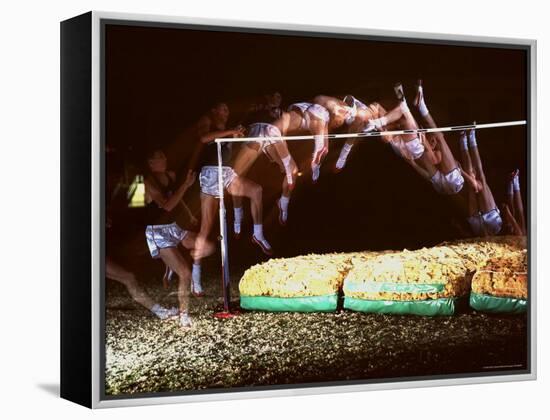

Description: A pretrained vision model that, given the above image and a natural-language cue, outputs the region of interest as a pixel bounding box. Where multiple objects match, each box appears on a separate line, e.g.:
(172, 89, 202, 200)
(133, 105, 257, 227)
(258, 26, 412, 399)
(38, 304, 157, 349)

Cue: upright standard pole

(216, 140, 231, 313)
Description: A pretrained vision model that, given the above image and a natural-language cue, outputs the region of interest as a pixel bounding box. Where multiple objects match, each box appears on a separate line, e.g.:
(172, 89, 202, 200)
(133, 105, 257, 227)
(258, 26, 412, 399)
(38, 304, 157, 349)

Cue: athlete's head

(265, 91, 282, 108)
(210, 102, 230, 125)
(329, 105, 349, 129)
(147, 149, 167, 173)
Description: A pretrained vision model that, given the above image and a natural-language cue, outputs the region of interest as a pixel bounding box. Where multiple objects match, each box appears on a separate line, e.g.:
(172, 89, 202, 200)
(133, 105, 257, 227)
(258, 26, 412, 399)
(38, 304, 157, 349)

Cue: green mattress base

(469, 292, 527, 313)
(344, 296, 459, 316)
(240, 294, 338, 312)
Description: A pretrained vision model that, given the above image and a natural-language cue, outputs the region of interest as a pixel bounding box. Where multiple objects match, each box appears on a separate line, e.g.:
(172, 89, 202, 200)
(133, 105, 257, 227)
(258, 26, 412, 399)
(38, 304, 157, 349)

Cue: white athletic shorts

(247, 123, 282, 152)
(431, 168, 465, 195)
(288, 102, 330, 129)
(199, 165, 237, 197)
(145, 222, 188, 258)
(467, 208, 503, 236)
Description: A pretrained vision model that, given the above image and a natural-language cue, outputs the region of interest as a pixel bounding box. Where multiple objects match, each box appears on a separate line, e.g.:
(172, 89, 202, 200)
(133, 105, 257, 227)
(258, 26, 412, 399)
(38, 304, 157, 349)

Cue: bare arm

(195, 115, 228, 144)
(145, 170, 196, 212)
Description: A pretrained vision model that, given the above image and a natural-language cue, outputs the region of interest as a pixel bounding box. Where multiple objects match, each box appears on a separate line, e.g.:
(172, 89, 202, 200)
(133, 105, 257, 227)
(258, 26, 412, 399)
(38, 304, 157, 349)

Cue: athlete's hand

(232, 125, 245, 138)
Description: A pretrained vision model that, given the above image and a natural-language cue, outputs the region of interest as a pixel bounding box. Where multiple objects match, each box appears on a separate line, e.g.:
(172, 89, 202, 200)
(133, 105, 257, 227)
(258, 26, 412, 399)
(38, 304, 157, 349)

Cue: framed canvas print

(60, 11, 536, 408)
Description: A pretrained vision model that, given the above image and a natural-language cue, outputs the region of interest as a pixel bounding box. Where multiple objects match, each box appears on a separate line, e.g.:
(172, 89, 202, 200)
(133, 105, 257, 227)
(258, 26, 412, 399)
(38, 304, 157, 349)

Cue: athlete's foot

(343, 94, 356, 108)
(252, 235, 273, 256)
(311, 163, 321, 183)
(362, 121, 377, 133)
(278, 198, 288, 226)
(233, 224, 241, 240)
(394, 82, 405, 101)
(414, 79, 424, 108)
(151, 304, 179, 320)
(333, 161, 345, 173)
(179, 312, 193, 328)
(508, 168, 520, 183)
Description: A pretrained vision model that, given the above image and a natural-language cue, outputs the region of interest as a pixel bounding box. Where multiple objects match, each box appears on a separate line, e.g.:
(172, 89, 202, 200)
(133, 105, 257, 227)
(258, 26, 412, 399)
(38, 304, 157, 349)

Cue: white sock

(468, 129, 477, 148)
(253, 224, 264, 240)
(336, 143, 353, 169)
(192, 263, 201, 280)
(313, 134, 324, 153)
(233, 207, 243, 234)
(513, 175, 520, 192)
(399, 100, 410, 114)
(279, 195, 290, 212)
(192, 263, 202, 292)
(416, 85, 429, 117)
(281, 155, 293, 184)
(312, 163, 321, 181)
(460, 132, 468, 151)
(370, 116, 388, 129)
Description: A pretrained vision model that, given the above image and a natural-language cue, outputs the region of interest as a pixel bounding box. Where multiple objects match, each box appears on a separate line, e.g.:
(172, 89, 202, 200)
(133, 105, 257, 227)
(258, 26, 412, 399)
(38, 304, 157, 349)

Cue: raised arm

(145, 170, 196, 212)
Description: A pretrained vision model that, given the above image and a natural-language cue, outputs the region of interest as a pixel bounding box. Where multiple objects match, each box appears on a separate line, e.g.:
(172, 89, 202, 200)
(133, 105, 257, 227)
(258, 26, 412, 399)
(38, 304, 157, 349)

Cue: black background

(105, 24, 527, 264)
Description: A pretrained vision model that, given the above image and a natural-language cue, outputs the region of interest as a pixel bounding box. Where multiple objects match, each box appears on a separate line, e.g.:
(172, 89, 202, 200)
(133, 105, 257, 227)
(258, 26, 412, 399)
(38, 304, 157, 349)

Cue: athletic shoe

(252, 235, 273, 256)
(191, 276, 205, 297)
(394, 82, 405, 101)
(152, 305, 179, 320)
(179, 312, 193, 328)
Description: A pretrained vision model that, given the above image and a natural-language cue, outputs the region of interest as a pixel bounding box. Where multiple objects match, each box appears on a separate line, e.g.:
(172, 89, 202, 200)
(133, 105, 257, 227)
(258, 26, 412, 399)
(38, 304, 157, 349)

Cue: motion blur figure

(106, 257, 179, 320)
(231, 91, 298, 231)
(191, 102, 274, 258)
(502, 169, 526, 236)
(309, 94, 353, 181)
(458, 128, 503, 237)
(334, 95, 391, 172)
(144, 149, 203, 328)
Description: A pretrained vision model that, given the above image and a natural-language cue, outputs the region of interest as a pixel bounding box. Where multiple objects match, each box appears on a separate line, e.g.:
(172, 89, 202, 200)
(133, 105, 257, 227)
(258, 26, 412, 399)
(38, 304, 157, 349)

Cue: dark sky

(105, 23, 528, 259)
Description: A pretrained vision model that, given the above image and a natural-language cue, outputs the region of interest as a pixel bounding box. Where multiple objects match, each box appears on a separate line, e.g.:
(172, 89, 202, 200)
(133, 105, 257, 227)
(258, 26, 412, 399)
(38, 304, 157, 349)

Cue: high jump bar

(214, 118, 527, 314)
(215, 120, 526, 143)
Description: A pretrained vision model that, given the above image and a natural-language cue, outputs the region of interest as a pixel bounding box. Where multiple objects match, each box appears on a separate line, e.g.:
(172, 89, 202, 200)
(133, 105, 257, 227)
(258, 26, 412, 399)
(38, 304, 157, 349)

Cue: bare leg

(512, 172, 527, 235)
(178, 231, 204, 296)
(506, 181, 516, 219)
(413, 85, 464, 176)
(268, 144, 297, 225)
(227, 177, 263, 224)
(272, 140, 297, 187)
(467, 129, 497, 213)
(396, 107, 438, 177)
(502, 203, 523, 235)
(232, 143, 261, 176)
(159, 248, 192, 327)
(227, 176, 272, 254)
(309, 118, 328, 182)
(192, 193, 218, 261)
(458, 132, 482, 193)
(231, 144, 261, 238)
(106, 257, 155, 310)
